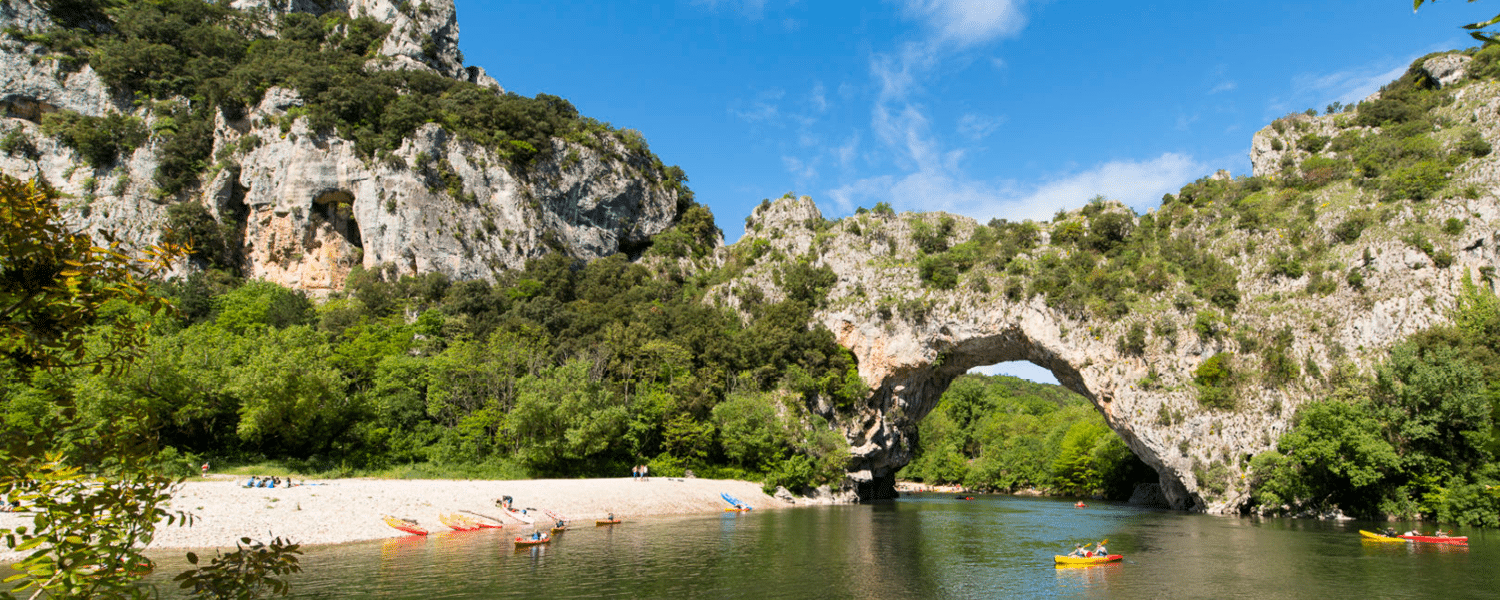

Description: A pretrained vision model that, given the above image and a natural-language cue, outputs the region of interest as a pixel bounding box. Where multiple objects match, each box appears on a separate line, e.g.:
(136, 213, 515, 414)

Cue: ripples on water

(140, 494, 1499, 599)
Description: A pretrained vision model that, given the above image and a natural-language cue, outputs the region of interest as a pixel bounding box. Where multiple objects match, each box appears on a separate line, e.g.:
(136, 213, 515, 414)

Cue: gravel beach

(0, 475, 785, 559)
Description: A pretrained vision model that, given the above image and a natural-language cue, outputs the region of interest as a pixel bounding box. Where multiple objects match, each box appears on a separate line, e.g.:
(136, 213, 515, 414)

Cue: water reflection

(135, 494, 1498, 599)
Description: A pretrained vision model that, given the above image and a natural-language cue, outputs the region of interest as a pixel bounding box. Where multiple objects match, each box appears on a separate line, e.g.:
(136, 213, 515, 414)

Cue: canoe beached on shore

(383, 515, 428, 536)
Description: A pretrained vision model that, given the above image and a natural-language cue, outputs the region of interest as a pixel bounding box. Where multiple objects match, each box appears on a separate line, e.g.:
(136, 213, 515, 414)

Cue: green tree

(1415, 1, 1500, 43)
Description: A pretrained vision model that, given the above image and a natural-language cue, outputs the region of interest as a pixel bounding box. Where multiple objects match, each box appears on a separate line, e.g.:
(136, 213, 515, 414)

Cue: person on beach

(245, 476, 257, 488)
(642, 465, 649, 481)
(201, 462, 209, 477)
(632, 465, 639, 480)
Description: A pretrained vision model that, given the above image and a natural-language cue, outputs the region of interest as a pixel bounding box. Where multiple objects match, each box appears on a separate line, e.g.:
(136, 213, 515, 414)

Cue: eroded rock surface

(0, 0, 679, 292)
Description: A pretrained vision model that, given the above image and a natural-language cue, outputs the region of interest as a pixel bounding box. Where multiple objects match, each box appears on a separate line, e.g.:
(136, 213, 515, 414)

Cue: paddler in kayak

(1092, 541, 1108, 556)
(1068, 544, 1088, 558)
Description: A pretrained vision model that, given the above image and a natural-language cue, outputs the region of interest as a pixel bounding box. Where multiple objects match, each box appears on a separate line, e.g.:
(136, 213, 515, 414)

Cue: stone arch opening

(843, 328, 1186, 509)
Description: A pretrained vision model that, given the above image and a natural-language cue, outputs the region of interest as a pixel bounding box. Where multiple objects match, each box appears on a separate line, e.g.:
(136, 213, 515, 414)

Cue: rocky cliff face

(0, 0, 680, 292)
(713, 53, 1500, 512)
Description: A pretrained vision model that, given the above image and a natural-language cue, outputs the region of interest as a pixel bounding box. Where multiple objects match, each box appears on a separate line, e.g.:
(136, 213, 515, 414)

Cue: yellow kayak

(1054, 554, 1122, 565)
(1359, 530, 1406, 543)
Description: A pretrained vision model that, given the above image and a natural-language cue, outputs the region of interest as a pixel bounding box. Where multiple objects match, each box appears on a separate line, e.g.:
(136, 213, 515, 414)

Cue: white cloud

(1209, 81, 1237, 94)
(783, 155, 818, 182)
(1174, 113, 1200, 131)
(902, 0, 1028, 49)
(1008, 153, 1203, 217)
(809, 82, 828, 112)
(826, 152, 1204, 223)
(728, 88, 786, 122)
(1294, 61, 1409, 107)
(957, 113, 1005, 140)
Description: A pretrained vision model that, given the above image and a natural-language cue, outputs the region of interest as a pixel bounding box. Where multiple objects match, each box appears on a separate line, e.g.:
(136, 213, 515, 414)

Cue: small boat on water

(551, 526, 568, 533)
(1074, 502, 1086, 508)
(1359, 530, 1406, 543)
(383, 515, 428, 536)
(596, 518, 622, 525)
(1399, 533, 1468, 545)
(955, 496, 974, 500)
(514, 534, 551, 547)
(1054, 554, 1123, 566)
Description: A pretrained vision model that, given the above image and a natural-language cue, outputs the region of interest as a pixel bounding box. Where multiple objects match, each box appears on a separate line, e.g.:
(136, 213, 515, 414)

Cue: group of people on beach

(244, 476, 293, 488)
(631, 465, 650, 481)
(1068, 541, 1108, 558)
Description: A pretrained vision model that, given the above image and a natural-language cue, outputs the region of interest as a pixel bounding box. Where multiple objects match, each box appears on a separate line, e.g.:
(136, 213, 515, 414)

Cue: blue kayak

(721, 492, 751, 510)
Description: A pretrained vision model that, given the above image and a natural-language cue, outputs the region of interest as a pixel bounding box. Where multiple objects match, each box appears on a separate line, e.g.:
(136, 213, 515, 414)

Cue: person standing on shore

(642, 464, 648, 482)
(201, 462, 209, 477)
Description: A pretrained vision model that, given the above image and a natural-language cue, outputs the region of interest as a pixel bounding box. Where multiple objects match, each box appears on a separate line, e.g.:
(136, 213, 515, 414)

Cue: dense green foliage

(24, 0, 691, 202)
(897, 374, 1155, 500)
(3, 251, 859, 492)
(1250, 279, 1500, 526)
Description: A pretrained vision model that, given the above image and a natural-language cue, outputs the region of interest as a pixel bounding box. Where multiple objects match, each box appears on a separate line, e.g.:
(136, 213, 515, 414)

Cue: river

(140, 493, 1497, 599)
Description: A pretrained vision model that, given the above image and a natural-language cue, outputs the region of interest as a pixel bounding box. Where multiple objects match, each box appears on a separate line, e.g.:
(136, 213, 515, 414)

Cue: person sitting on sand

(245, 476, 258, 488)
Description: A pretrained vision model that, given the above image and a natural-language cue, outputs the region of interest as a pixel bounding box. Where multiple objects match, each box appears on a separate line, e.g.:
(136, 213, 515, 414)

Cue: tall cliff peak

(0, 0, 689, 292)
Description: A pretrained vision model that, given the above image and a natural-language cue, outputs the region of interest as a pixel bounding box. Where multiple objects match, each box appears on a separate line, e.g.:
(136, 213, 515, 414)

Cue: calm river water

(141, 493, 1497, 599)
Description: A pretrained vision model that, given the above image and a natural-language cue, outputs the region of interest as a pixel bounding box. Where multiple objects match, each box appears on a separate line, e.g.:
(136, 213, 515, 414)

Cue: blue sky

(454, 0, 1493, 383)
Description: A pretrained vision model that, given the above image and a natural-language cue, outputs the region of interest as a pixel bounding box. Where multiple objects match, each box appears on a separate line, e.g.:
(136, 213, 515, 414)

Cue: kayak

(721, 492, 751, 510)
(1074, 502, 1086, 508)
(1054, 554, 1123, 566)
(551, 526, 568, 533)
(383, 515, 428, 536)
(439, 513, 483, 531)
(458, 510, 507, 529)
(1399, 534, 1468, 545)
(1359, 530, 1406, 543)
(724, 507, 751, 512)
(514, 535, 550, 546)
(596, 519, 622, 525)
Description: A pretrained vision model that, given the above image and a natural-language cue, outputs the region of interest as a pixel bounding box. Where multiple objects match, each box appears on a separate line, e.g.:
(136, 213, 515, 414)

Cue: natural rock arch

(718, 195, 1500, 512)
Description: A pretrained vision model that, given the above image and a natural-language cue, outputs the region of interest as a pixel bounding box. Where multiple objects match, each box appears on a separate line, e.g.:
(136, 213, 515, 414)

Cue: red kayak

(1399, 534, 1468, 545)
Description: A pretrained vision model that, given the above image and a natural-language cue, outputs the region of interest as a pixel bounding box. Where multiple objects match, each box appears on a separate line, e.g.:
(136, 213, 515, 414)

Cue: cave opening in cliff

(312, 189, 363, 249)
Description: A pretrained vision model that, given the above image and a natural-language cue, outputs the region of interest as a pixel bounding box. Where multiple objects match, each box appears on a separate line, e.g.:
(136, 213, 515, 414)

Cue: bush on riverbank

(1, 253, 856, 495)
(1248, 277, 1500, 526)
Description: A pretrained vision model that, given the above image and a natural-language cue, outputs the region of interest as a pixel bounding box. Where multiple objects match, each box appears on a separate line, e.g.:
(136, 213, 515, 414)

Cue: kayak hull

(1399, 534, 1468, 545)
(514, 536, 550, 546)
(383, 516, 428, 536)
(596, 519, 621, 525)
(1359, 530, 1406, 543)
(1054, 554, 1123, 565)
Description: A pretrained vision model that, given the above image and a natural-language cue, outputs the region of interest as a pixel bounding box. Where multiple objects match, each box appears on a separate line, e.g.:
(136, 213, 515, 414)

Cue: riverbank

(0, 475, 788, 560)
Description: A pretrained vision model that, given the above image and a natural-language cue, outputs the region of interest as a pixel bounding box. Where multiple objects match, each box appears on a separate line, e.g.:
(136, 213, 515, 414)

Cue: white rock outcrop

(1, 0, 676, 292)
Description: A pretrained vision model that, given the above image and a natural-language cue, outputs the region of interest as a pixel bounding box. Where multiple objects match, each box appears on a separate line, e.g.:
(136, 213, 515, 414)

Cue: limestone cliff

(0, 0, 683, 292)
(711, 53, 1500, 512)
